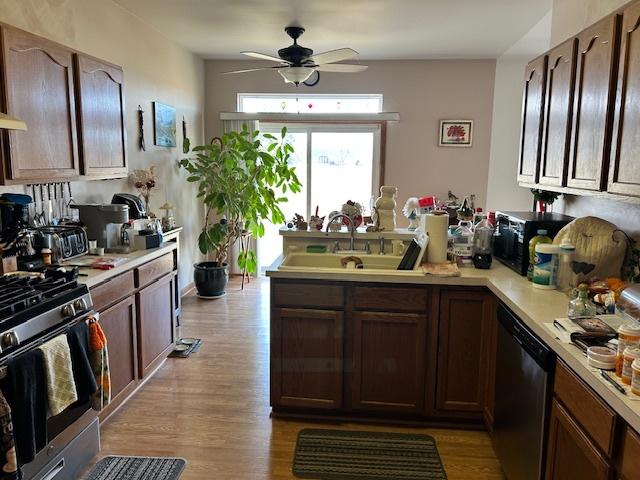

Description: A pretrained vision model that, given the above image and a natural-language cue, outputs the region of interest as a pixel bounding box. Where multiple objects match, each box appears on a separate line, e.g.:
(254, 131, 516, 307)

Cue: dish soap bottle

(568, 283, 597, 319)
(527, 229, 552, 281)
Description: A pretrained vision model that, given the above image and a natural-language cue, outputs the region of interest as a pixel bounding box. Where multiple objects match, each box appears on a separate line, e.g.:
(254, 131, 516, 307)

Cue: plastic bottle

(567, 283, 597, 319)
(557, 243, 576, 294)
(533, 243, 560, 289)
(527, 229, 552, 281)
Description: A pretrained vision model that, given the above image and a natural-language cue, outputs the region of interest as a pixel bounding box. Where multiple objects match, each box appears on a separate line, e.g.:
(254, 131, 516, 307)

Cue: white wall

(486, 12, 552, 213)
(0, 0, 206, 288)
(205, 59, 497, 220)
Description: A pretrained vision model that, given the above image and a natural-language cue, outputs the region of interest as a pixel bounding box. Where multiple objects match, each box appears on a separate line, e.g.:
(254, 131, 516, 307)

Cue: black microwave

(493, 211, 574, 276)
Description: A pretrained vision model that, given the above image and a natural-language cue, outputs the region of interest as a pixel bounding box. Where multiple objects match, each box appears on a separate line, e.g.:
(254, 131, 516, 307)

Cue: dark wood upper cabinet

(518, 55, 547, 185)
(350, 311, 427, 414)
(0, 25, 79, 183)
(74, 53, 127, 179)
(568, 15, 621, 191)
(271, 307, 344, 410)
(609, 3, 640, 197)
(540, 39, 578, 187)
(435, 289, 493, 414)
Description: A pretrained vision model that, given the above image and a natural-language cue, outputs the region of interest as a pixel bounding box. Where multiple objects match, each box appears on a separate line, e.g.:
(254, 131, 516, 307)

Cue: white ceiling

(113, 0, 552, 60)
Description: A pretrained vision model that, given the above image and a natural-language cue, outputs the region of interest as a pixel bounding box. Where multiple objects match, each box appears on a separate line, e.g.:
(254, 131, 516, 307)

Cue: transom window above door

(237, 93, 383, 114)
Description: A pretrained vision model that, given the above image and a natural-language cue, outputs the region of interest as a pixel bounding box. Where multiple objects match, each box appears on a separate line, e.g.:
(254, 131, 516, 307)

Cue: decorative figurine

(341, 201, 363, 227)
(402, 197, 420, 230)
(159, 202, 176, 231)
(374, 186, 397, 231)
(292, 213, 308, 230)
(309, 206, 325, 231)
(457, 196, 474, 221)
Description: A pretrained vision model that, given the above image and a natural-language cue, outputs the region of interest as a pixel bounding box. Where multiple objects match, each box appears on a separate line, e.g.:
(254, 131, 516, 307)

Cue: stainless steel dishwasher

(492, 303, 555, 480)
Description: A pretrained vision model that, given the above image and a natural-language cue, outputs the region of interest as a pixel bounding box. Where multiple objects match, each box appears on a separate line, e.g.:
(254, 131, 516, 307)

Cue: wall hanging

(439, 120, 473, 147)
(153, 102, 176, 147)
(137, 105, 145, 151)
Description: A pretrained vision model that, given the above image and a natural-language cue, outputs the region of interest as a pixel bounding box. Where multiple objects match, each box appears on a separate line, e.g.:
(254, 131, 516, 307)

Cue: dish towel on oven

(67, 322, 98, 405)
(6, 349, 47, 466)
(88, 318, 111, 411)
(38, 335, 78, 417)
(0, 391, 19, 480)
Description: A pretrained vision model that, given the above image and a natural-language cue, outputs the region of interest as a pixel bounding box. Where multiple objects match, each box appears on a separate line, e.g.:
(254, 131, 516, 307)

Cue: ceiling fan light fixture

(278, 66, 315, 85)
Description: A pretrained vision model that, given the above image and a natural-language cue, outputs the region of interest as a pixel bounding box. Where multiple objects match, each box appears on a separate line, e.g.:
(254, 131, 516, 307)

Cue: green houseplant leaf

(181, 126, 300, 274)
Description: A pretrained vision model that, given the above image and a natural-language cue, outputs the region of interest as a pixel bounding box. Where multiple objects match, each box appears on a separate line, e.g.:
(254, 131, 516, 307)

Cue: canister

(622, 346, 640, 385)
(632, 359, 640, 396)
(616, 323, 640, 377)
(532, 244, 560, 289)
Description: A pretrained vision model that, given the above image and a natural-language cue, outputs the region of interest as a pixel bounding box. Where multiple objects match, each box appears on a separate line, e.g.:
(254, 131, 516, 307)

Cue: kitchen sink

(279, 252, 406, 271)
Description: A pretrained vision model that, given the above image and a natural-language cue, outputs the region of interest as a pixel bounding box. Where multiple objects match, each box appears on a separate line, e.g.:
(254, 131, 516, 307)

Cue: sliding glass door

(258, 123, 381, 271)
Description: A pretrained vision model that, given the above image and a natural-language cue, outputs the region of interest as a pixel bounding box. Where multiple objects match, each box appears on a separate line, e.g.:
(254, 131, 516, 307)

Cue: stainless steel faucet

(326, 213, 356, 251)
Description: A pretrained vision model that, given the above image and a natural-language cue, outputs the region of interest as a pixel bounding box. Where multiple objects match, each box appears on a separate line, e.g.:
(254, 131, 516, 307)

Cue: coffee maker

(71, 204, 130, 253)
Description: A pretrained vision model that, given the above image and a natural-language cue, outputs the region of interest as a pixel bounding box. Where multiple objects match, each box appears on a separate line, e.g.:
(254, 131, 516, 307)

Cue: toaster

(112, 193, 148, 219)
(32, 225, 89, 263)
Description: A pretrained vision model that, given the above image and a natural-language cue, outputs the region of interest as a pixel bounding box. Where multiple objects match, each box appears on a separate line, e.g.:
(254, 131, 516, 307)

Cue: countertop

(267, 260, 640, 433)
(75, 243, 177, 289)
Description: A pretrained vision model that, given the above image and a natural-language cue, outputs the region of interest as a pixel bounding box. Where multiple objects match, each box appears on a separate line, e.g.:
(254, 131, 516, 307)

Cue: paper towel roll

(425, 212, 449, 264)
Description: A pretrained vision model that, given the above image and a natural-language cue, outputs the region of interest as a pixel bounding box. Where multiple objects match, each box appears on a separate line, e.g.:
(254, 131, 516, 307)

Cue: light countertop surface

(267, 259, 640, 433)
(74, 243, 177, 289)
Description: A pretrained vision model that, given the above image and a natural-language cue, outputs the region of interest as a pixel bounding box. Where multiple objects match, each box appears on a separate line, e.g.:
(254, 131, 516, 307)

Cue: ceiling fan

(222, 26, 368, 86)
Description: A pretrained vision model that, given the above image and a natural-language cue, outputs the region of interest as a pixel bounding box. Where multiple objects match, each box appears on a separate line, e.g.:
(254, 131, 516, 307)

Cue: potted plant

(180, 125, 301, 298)
(531, 189, 561, 213)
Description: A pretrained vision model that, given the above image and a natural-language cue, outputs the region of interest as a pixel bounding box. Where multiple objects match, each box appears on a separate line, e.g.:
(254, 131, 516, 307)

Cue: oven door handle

(41, 458, 65, 480)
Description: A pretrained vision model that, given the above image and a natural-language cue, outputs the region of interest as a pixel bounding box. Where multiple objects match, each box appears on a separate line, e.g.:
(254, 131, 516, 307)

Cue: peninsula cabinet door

(435, 290, 492, 414)
(271, 308, 343, 410)
(75, 54, 127, 179)
(518, 55, 547, 185)
(568, 15, 621, 192)
(540, 38, 578, 188)
(350, 311, 427, 414)
(545, 400, 612, 480)
(98, 295, 137, 419)
(609, 2, 640, 197)
(136, 273, 176, 379)
(0, 26, 79, 182)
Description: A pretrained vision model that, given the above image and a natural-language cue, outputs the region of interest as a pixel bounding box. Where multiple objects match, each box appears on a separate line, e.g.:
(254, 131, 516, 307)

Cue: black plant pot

(194, 261, 228, 298)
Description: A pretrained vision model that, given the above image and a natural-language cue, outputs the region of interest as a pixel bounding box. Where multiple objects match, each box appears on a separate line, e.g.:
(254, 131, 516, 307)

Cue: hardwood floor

(98, 277, 505, 479)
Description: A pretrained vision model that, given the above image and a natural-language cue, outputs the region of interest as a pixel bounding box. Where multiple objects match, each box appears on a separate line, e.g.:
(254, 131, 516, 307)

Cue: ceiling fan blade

(315, 64, 368, 73)
(241, 51, 290, 63)
(220, 67, 276, 75)
(308, 48, 359, 65)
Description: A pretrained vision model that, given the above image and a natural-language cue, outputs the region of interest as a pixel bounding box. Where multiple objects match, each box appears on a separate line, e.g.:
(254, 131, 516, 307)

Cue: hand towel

(67, 322, 98, 405)
(38, 335, 78, 417)
(6, 349, 47, 466)
(88, 318, 111, 411)
(0, 390, 19, 480)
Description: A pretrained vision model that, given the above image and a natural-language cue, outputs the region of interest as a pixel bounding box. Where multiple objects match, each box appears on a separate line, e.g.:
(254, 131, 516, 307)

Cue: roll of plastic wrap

(425, 212, 449, 264)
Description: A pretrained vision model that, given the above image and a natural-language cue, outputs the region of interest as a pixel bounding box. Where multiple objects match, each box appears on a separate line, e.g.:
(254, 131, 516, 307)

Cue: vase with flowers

(531, 189, 561, 213)
(130, 166, 158, 217)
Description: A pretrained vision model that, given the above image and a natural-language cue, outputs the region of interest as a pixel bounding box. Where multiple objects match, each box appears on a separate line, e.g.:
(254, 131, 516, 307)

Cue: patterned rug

(293, 429, 448, 480)
(86, 456, 186, 480)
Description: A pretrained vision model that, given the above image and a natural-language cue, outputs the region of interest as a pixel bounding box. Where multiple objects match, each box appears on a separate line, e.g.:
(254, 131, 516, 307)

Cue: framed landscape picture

(153, 102, 177, 147)
(439, 120, 473, 147)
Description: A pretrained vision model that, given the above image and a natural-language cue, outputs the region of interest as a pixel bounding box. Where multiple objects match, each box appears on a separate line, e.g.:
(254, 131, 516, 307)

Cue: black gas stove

(0, 269, 93, 355)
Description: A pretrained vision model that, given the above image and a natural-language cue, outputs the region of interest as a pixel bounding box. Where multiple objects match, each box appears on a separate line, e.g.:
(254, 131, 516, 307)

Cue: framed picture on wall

(439, 120, 473, 147)
(153, 102, 177, 147)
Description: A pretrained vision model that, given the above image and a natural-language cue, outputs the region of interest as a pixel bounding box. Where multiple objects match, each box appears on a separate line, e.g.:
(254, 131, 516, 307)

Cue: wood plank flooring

(98, 277, 505, 479)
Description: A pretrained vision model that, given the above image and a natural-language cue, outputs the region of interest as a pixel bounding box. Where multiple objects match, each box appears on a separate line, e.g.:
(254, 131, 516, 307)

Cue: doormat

(293, 429, 447, 480)
(85, 456, 186, 480)
(168, 338, 202, 358)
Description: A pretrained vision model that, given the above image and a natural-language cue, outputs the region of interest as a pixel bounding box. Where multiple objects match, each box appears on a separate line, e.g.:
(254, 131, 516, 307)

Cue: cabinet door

(545, 400, 612, 480)
(568, 15, 620, 191)
(271, 308, 343, 410)
(540, 39, 578, 187)
(518, 55, 547, 185)
(98, 295, 137, 419)
(0, 26, 79, 182)
(620, 426, 640, 480)
(609, 3, 640, 197)
(136, 273, 175, 378)
(435, 290, 492, 413)
(75, 54, 127, 178)
(482, 302, 498, 431)
(351, 311, 427, 413)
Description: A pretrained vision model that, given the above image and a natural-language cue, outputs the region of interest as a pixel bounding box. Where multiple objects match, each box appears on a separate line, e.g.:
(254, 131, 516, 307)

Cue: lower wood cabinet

(545, 399, 613, 480)
(98, 295, 137, 419)
(136, 273, 176, 379)
(271, 307, 344, 410)
(435, 289, 494, 415)
(351, 311, 427, 413)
